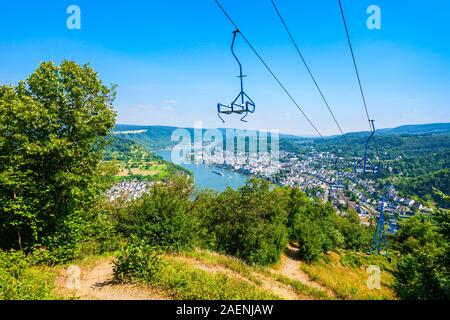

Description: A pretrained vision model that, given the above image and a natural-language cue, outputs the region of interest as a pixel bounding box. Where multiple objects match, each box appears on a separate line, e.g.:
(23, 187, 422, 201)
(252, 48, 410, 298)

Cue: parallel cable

(337, 0, 372, 128)
(214, 0, 326, 141)
(270, 0, 347, 140)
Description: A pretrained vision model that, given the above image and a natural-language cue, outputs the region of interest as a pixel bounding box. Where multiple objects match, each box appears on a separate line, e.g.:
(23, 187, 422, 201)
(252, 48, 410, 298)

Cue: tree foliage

(393, 211, 450, 299)
(333, 211, 372, 252)
(0, 61, 116, 262)
(290, 198, 340, 262)
(200, 179, 289, 265)
(117, 176, 198, 252)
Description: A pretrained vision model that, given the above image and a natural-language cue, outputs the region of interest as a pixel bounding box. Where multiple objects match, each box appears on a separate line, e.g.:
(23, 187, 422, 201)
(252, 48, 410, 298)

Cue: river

(155, 150, 248, 192)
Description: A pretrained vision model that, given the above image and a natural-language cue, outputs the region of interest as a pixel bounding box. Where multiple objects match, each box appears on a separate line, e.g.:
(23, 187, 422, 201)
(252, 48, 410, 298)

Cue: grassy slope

(300, 251, 396, 300)
(53, 249, 396, 300)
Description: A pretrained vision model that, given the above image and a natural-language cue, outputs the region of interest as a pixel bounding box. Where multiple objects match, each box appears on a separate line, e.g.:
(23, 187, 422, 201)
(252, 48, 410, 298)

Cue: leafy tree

(435, 209, 450, 241)
(393, 209, 450, 299)
(333, 211, 372, 252)
(285, 187, 309, 230)
(190, 189, 220, 249)
(117, 176, 199, 252)
(290, 199, 340, 262)
(0, 61, 116, 262)
(394, 215, 442, 254)
(394, 242, 449, 300)
(202, 179, 289, 265)
(292, 218, 327, 262)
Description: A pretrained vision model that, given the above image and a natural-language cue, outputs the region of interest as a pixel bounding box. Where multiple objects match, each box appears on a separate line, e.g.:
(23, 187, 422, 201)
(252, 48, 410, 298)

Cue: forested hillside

(103, 136, 189, 181)
(397, 169, 450, 208)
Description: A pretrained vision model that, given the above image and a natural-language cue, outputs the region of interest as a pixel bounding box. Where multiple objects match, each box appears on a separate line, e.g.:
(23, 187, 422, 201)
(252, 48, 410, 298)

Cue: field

(115, 162, 170, 179)
(103, 137, 184, 181)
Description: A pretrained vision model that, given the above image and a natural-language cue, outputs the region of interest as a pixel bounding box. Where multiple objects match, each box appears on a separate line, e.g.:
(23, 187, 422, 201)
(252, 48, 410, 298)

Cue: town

(187, 147, 431, 227)
(107, 143, 432, 232)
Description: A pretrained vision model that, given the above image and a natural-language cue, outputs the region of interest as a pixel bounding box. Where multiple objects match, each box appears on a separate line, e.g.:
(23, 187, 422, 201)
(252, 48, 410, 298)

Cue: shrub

(392, 209, 450, 300)
(77, 197, 124, 257)
(394, 242, 449, 300)
(113, 238, 164, 283)
(340, 252, 363, 269)
(293, 218, 326, 263)
(117, 177, 198, 252)
(291, 200, 339, 262)
(0, 250, 57, 300)
(201, 179, 289, 265)
(333, 211, 372, 252)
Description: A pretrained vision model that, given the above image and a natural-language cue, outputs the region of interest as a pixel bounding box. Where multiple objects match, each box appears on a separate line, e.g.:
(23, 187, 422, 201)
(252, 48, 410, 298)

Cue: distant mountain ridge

(376, 123, 450, 135)
(114, 122, 450, 140)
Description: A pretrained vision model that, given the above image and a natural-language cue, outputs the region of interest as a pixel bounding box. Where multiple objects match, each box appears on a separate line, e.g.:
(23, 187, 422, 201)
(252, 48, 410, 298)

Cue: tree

(285, 187, 309, 230)
(0, 61, 116, 262)
(333, 211, 372, 252)
(293, 218, 327, 263)
(394, 242, 449, 300)
(394, 215, 442, 253)
(393, 209, 450, 299)
(117, 176, 198, 252)
(202, 179, 289, 265)
(290, 199, 340, 262)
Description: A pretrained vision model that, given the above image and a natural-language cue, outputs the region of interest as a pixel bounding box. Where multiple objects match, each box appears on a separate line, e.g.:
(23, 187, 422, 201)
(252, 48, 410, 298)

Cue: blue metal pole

(363, 120, 376, 173)
(231, 29, 245, 105)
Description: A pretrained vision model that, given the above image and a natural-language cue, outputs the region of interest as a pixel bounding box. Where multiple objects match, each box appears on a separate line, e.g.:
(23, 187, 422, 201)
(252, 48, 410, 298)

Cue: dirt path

(272, 245, 336, 298)
(56, 249, 335, 300)
(57, 258, 168, 300)
(252, 273, 307, 300)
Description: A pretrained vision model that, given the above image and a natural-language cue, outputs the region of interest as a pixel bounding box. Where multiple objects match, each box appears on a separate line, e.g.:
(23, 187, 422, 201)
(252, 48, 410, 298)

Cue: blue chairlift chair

(217, 29, 256, 123)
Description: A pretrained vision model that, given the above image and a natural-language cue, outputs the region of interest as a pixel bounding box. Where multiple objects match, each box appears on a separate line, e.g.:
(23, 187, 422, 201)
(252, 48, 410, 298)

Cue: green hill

(397, 169, 450, 208)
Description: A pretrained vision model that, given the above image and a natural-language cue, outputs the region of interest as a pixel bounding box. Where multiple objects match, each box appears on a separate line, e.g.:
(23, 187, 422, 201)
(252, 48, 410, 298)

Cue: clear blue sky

(0, 0, 449, 136)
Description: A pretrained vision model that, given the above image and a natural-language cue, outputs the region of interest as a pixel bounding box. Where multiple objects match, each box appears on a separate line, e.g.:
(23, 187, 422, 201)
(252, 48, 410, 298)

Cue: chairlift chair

(217, 29, 256, 123)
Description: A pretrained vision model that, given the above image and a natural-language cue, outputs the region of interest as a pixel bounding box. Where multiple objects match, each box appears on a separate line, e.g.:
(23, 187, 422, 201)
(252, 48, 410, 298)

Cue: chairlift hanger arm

(362, 120, 376, 173)
(366, 120, 376, 146)
(231, 29, 245, 80)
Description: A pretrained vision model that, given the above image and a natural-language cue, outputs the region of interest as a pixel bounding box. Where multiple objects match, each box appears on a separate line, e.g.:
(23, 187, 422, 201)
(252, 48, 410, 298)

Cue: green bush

(293, 218, 326, 263)
(201, 179, 289, 265)
(117, 177, 198, 252)
(0, 250, 57, 300)
(340, 252, 363, 269)
(113, 238, 164, 283)
(77, 197, 124, 257)
(393, 210, 450, 300)
(394, 242, 449, 300)
(333, 211, 372, 252)
(290, 200, 339, 262)
(394, 214, 442, 253)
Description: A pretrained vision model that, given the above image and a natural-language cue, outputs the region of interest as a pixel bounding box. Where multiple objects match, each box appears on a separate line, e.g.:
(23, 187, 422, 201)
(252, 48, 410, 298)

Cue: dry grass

(300, 251, 396, 300)
(182, 249, 332, 300)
